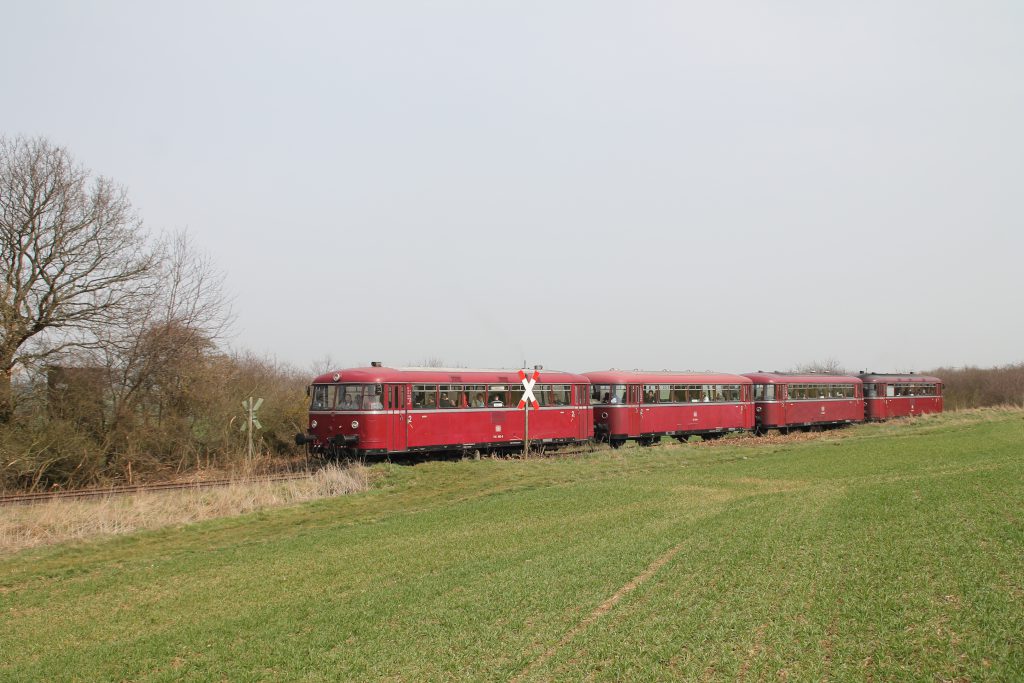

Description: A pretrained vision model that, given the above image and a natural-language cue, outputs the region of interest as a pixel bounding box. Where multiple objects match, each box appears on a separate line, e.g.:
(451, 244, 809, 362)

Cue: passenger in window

(601, 392, 610, 404)
(439, 392, 452, 408)
(472, 392, 485, 408)
(489, 393, 504, 407)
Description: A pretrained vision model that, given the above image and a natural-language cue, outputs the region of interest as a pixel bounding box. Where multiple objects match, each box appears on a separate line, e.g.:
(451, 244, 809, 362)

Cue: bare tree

(0, 137, 154, 421)
(790, 358, 850, 375)
(95, 231, 233, 440)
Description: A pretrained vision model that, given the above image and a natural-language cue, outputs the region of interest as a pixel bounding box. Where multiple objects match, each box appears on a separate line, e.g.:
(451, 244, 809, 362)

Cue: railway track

(1, 429, 837, 506)
(0, 472, 313, 506)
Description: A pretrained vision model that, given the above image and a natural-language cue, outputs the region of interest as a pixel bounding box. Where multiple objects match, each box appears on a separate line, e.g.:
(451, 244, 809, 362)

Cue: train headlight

(351, 420, 359, 429)
(311, 419, 318, 428)
(601, 412, 608, 419)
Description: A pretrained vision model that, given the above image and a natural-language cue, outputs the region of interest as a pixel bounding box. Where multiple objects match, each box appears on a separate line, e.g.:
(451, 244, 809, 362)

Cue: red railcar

(297, 365, 592, 457)
(582, 371, 755, 447)
(742, 372, 864, 432)
(858, 373, 943, 421)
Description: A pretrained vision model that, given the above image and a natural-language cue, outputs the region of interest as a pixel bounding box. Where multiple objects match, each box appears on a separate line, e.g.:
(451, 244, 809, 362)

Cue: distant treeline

(927, 364, 1024, 410)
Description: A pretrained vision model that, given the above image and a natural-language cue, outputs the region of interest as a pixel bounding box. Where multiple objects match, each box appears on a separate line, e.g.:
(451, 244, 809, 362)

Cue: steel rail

(0, 472, 313, 506)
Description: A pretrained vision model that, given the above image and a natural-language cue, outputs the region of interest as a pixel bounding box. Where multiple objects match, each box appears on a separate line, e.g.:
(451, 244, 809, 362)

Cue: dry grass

(0, 463, 371, 556)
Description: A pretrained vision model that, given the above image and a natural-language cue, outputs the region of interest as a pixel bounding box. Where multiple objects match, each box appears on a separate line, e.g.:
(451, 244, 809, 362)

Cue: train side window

(465, 384, 486, 408)
(551, 385, 570, 406)
(490, 384, 508, 407)
(764, 384, 775, 400)
(885, 384, 895, 397)
(438, 384, 467, 408)
(412, 384, 437, 409)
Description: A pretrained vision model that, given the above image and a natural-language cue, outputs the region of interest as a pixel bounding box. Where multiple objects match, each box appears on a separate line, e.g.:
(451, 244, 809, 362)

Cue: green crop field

(2, 409, 1022, 681)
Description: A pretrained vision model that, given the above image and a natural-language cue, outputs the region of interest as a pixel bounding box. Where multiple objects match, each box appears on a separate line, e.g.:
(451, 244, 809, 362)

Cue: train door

(628, 385, 641, 435)
(388, 384, 408, 452)
(577, 385, 588, 440)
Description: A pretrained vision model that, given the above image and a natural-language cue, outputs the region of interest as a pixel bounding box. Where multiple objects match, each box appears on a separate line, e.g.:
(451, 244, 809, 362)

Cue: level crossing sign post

(518, 369, 540, 456)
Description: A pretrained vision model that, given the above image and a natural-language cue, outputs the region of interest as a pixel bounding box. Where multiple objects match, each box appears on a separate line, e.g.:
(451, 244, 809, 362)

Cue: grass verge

(1, 408, 1022, 681)
(0, 463, 370, 556)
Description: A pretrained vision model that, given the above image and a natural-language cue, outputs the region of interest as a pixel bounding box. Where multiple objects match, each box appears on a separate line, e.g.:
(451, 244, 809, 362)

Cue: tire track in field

(512, 541, 685, 681)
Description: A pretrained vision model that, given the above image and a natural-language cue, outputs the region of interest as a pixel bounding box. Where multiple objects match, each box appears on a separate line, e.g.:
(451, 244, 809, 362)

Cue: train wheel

(610, 439, 625, 449)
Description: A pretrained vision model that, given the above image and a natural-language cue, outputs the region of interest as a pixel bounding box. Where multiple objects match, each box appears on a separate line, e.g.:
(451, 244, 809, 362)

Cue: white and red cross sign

(517, 369, 539, 410)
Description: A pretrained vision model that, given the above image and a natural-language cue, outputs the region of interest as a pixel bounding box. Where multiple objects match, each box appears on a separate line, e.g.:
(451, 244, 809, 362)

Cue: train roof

(742, 372, 862, 384)
(583, 370, 752, 384)
(312, 366, 590, 384)
(857, 373, 943, 383)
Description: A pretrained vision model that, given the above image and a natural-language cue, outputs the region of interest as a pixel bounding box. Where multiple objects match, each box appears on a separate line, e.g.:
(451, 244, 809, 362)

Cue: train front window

(335, 384, 384, 410)
(310, 384, 332, 410)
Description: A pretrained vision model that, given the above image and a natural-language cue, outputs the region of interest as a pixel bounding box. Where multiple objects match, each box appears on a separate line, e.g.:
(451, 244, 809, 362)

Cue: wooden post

(247, 396, 254, 462)
(524, 403, 530, 457)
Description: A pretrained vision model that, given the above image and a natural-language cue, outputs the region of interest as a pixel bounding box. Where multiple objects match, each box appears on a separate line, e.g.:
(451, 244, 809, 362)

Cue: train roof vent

(371, 361, 382, 367)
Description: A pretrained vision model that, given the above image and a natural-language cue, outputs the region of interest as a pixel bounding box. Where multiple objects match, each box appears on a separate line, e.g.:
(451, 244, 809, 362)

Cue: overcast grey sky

(3, 1, 1021, 375)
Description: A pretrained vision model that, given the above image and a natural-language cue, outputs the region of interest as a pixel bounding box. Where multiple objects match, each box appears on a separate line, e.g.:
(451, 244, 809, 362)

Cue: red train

(584, 371, 754, 448)
(859, 373, 944, 421)
(297, 364, 943, 457)
(743, 372, 864, 434)
(296, 364, 592, 456)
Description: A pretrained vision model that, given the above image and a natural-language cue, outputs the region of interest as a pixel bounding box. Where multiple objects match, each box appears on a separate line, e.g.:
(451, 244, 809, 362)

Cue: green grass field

(2, 409, 1022, 681)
